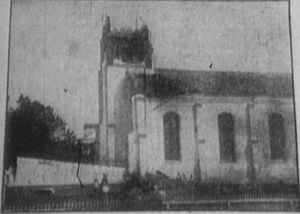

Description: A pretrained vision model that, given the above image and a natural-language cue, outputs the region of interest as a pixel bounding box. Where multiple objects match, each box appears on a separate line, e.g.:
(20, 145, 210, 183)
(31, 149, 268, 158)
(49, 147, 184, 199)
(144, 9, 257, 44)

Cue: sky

(8, 0, 291, 136)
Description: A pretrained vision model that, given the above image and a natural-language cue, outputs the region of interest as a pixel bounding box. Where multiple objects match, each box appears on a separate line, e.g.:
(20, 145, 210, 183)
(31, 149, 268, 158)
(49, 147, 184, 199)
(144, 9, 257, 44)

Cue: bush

(5, 95, 97, 168)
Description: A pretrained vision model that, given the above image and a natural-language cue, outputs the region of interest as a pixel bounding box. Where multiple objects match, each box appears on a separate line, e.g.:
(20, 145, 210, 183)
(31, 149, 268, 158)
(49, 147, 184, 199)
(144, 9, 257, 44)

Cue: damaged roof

(130, 69, 293, 98)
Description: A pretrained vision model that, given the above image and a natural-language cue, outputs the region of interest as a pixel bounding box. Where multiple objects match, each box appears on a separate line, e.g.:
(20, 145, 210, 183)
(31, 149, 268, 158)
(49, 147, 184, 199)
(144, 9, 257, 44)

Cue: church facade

(98, 17, 298, 184)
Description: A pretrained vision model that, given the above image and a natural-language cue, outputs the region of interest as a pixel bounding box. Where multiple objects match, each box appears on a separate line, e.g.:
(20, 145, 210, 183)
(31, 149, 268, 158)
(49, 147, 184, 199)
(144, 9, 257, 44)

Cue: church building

(98, 16, 297, 185)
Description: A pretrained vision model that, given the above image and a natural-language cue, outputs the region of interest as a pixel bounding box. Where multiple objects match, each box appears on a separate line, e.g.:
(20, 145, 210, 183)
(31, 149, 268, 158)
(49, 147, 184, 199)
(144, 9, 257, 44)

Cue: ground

(2, 182, 300, 212)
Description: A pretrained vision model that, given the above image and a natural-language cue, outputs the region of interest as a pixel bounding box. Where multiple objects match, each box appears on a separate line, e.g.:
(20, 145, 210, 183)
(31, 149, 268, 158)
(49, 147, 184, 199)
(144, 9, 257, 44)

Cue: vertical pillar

(98, 16, 111, 165)
(94, 125, 100, 163)
(245, 102, 256, 184)
(99, 60, 108, 165)
(131, 95, 146, 174)
(128, 132, 137, 173)
(193, 103, 202, 183)
(107, 124, 115, 165)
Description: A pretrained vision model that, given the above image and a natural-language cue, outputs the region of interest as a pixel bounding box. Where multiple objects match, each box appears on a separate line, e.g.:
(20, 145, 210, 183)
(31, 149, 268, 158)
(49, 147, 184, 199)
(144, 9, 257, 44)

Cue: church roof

(130, 69, 293, 98)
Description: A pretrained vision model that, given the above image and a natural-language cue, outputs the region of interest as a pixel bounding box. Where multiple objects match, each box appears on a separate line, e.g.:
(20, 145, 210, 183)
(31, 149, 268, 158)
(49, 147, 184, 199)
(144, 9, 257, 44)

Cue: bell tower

(98, 15, 153, 166)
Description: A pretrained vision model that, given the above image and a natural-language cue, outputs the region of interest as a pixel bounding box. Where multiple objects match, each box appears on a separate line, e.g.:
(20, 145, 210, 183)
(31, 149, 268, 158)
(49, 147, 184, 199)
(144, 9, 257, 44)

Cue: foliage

(4, 95, 94, 169)
(26, 140, 97, 164)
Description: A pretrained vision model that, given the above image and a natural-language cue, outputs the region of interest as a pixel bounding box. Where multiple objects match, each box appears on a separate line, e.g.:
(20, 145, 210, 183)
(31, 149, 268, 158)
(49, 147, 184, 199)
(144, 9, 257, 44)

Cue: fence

(3, 191, 300, 212)
(163, 193, 300, 211)
(3, 196, 163, 212)
(3, 174, 300, 212)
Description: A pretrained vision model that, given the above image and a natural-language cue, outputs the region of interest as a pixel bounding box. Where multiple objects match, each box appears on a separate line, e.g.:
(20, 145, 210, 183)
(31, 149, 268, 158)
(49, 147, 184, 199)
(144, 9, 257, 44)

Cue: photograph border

(0, 0, 299, 212)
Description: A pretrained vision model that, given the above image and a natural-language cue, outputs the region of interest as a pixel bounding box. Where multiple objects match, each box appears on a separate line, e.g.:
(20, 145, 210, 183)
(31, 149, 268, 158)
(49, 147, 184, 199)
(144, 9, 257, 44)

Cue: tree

(5, 95, 68, 168)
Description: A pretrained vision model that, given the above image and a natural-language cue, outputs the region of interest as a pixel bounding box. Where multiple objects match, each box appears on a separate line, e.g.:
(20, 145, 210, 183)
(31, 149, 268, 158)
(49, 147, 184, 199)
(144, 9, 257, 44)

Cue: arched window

(163, 112, 181, 161)
(218, 112, 236, 162)
(269, 113, 285, 160)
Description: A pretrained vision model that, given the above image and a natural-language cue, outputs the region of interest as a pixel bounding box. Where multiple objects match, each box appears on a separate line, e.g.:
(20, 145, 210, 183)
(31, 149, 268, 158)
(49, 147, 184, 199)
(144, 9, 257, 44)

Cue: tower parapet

(101, 16, 153, 68)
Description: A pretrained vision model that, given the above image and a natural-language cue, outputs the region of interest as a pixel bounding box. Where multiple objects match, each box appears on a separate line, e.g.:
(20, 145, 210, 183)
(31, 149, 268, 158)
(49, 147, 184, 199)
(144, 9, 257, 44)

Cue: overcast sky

(8, 0, 291, 136)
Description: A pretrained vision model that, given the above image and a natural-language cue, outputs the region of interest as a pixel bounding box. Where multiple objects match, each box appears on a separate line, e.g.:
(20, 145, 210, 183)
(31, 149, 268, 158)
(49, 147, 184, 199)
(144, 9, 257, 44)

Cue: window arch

(163, 112, 181, 161)
(269, 113, 285, 160)
(218, 112, 236, 162)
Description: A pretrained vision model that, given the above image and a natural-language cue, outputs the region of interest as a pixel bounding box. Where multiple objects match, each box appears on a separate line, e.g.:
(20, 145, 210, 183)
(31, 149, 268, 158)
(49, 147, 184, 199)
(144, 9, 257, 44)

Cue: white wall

(251, 100, 297, 184)
(143, 99, 195, 178)
(99, 65, 128, 164)
(132, 96, 298, 184)
(12, 157, 125, 186)
(196, 101, 248, 184)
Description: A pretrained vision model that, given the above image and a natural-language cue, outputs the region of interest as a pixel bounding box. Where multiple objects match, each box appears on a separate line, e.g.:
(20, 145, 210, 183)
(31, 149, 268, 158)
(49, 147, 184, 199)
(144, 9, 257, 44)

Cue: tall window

(218, 112, 236, 162)
(269, 113, 285, 160)
(163, 112, 181, 161)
